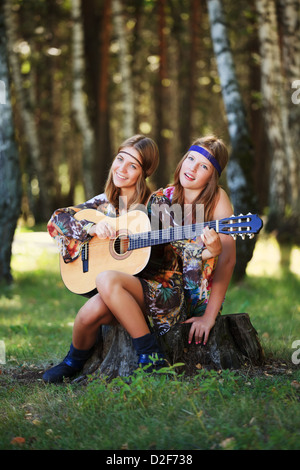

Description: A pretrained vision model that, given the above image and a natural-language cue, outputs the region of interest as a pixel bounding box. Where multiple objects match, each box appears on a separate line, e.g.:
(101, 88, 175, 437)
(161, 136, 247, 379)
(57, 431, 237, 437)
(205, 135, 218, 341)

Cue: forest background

(0, 0, 300, 282)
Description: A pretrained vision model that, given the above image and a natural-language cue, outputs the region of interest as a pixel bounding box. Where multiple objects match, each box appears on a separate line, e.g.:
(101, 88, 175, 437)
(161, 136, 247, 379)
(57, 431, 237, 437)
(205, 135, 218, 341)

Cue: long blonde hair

(172, 135, 229, 221)
(105, 135, 159, 209)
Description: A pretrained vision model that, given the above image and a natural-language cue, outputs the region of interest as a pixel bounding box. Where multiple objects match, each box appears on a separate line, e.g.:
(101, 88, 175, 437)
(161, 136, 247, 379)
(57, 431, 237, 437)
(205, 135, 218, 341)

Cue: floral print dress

(47, 191, 186, 336)
(163, 186, 218, 318)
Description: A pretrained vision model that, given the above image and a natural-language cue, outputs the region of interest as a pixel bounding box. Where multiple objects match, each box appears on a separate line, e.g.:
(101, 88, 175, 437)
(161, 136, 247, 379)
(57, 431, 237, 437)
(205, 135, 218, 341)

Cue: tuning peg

(240, 234, 245, 240)
(248, 233, 254, 239)
(231, 234, 237, 240)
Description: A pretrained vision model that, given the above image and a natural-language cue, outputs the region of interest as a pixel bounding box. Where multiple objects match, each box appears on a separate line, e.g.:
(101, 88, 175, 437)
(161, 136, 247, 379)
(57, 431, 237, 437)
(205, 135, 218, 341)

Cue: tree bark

(0, 1, 21, 283)
(155, 0, 172, 188)
(81, 313, 265, 381)
(71, 0, 96, 199)
(207, 0, 258, 280)
(3, 0, 50, 220)
(161, 313, 265, 373)
(277, 0, 300, 216)
(254, 0, 289, 224)
(81, 0, 112, 194)
(112, 0, 135, 139)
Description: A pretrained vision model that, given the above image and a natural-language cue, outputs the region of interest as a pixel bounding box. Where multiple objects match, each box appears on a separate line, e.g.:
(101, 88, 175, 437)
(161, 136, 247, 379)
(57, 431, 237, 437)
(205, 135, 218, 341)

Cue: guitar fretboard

(128, 221, 218, 250)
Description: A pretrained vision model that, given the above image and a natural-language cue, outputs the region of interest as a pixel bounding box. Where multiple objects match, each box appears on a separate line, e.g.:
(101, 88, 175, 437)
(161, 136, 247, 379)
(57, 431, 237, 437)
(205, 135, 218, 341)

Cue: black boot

(132, 333, 167, 372)
(42, 343, 93, 384)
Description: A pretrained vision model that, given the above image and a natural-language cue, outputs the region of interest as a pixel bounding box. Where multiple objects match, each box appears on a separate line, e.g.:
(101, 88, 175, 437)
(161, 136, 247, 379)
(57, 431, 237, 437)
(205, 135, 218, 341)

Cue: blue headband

(188, 145, 222, 176)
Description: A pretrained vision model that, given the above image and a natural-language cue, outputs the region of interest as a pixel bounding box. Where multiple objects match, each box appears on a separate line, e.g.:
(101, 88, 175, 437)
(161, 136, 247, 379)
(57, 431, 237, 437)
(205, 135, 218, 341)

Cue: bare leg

(95, 270, 150, 339)
(72, 293, 116, 350)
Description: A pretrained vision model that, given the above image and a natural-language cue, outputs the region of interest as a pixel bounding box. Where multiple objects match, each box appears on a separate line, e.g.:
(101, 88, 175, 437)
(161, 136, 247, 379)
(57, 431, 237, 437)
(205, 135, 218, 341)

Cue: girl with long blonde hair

(164, 135, 236, 345)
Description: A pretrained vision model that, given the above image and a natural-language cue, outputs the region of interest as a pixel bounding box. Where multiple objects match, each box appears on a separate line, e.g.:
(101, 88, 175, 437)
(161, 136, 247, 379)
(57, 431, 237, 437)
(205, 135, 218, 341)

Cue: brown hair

(171, 135, 229, 221)
(105, 135, 159, 208)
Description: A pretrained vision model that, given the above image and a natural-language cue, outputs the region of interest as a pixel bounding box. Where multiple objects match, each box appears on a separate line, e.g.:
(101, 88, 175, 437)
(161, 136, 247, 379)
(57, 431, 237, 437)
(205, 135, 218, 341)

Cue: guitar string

(77, 219, 253, 252)
(80, 221, 217, 247)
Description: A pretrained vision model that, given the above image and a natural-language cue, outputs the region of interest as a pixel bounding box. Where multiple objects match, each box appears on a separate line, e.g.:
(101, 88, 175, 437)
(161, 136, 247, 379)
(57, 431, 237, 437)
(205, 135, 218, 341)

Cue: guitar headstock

(218, 213, 263, 240)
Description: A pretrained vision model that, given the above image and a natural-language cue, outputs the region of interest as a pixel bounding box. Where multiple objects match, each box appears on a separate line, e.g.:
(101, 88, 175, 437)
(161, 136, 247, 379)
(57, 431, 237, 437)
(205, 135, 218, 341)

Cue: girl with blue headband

(164, 135, 236, 346)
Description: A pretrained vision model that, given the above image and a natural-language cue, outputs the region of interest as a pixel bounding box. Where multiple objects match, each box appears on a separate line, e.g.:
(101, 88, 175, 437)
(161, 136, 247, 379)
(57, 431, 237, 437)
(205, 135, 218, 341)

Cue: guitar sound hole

(113, 235, 129, 255)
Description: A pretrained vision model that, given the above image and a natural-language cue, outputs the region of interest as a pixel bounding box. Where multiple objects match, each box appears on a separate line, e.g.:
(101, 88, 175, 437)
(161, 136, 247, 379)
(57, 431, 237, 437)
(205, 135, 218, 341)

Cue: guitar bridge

(81, 243, 89, 273)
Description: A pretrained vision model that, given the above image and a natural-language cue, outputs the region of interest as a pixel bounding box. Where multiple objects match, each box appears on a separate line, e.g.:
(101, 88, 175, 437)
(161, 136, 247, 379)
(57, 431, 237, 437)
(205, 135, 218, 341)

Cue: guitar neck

(128, 221, 216, 250)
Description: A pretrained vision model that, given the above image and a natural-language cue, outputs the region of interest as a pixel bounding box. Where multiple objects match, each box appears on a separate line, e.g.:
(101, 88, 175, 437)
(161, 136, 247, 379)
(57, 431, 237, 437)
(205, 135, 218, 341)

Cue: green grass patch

(0, 230, 299, 450)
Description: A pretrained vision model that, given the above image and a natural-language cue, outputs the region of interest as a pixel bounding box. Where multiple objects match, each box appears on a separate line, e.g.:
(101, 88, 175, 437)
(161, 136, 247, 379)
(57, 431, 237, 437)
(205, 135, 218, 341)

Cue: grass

(0, 227, 299, 450)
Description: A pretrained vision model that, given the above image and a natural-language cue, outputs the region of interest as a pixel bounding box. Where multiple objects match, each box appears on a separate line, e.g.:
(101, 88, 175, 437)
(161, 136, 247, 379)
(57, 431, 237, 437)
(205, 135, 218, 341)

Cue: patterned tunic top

(163, 186, 218, 317)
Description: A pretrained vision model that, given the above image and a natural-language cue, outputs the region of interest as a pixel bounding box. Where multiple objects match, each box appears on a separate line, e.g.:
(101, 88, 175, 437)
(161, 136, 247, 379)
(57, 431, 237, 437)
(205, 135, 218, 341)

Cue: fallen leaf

(291, 380, 300, 390)
(220, 437, 236, 449)
(32, 419, 41, 426)
(11, 437, 26, 445)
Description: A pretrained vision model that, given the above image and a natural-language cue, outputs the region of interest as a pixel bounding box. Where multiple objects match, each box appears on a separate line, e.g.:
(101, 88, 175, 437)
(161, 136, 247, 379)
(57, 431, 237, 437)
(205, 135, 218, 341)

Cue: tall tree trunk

(3, 0, 50, 220)
(71, 0, 96, 199)
(0, 1, 21, 283)
(171, 0, 202, 155)
(95, 0, 112, 192)
(112, 0, 135, 138)
(278, 0, 300, 217)
(187, 0, 201, 147)
(155, 0, 172, 187)
(81, 0, 112, 194)
(207, 0, 258, 280)
(255, 0, 289, 227)
(248, 10, 270, 212)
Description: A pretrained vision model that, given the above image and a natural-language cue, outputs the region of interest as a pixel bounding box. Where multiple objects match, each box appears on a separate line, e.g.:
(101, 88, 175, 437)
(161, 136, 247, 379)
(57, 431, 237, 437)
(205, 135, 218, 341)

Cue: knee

(76, 295, 105, 328)
(96, 271, 120, 299)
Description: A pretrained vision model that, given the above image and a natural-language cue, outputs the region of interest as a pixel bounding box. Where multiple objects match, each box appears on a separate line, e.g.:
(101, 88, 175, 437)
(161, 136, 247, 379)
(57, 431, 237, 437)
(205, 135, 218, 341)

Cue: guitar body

(58, 208, 263, 296)
(59, 209, 151, 295)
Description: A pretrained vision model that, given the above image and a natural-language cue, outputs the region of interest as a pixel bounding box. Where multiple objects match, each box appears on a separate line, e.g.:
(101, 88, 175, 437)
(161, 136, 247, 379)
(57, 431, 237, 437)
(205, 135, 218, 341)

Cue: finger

(106, 223, 116, 238)
(204, 228, 216, 243)
(195, 328, 204, 345)
(203, 329, 209, 346)
(183, 317, 195, 324)
(96, 227, 110, 239)
(188, 323, 195, 344)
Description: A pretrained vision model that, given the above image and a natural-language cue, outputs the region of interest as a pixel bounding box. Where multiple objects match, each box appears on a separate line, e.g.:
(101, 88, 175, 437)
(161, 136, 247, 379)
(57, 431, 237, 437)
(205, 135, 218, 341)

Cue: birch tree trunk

(0, 2, 21, 283)
(71, 0, 96, 199)
(3, 0, 50, 220)
(207, 0, 258, 279)
(254, 0, 289, 224)
(112, 0, 135, 138)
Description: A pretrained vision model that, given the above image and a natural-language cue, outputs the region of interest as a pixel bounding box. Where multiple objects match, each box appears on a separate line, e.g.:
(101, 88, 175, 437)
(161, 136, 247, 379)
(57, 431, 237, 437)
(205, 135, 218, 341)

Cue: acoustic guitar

(59, 208, 263, 295)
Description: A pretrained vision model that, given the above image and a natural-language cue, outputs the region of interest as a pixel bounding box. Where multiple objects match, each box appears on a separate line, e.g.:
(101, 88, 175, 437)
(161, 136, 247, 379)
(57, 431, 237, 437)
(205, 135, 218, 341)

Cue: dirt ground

(1, 358, 298, 387)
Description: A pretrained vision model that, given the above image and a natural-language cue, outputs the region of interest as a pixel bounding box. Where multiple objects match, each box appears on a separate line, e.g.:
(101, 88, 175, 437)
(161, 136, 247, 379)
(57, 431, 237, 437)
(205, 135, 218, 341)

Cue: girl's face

(111, 147, 143, 192)
(179, 149, 214, 191)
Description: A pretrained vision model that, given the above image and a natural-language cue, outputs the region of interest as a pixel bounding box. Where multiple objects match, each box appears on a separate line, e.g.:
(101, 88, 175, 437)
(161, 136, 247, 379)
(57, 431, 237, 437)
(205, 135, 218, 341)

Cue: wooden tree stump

(159, 313, 265, 374)
(81, 313, 265, 381)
